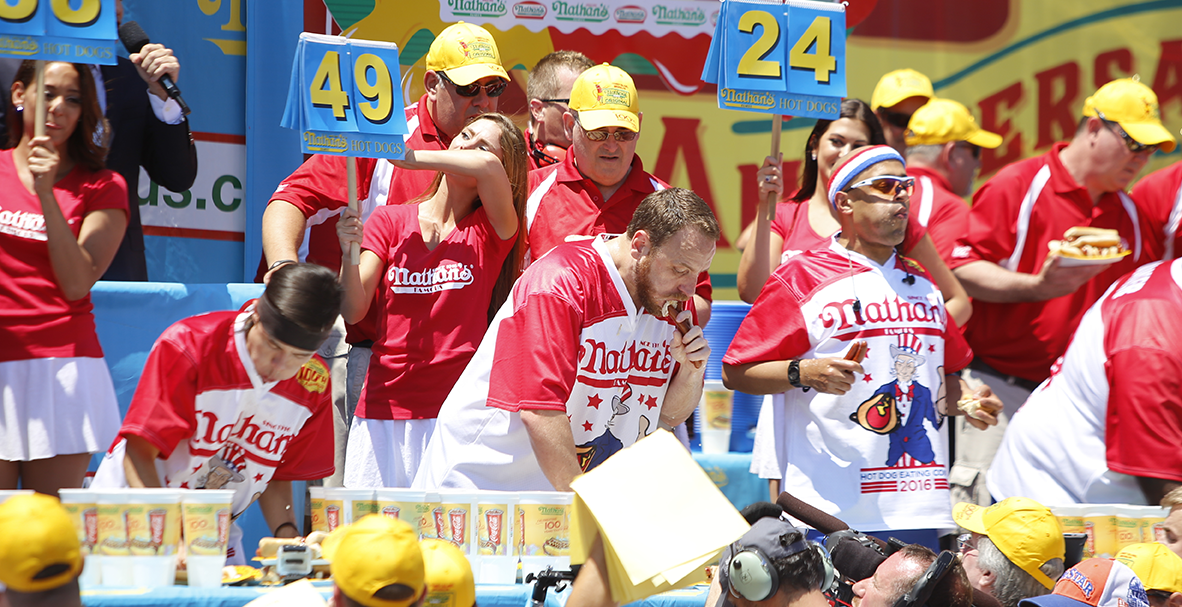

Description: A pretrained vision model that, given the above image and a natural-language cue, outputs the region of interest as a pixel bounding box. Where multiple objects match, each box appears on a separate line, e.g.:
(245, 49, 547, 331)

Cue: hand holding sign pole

(281, 33, 410, 266)
(701, 0, 847, 220)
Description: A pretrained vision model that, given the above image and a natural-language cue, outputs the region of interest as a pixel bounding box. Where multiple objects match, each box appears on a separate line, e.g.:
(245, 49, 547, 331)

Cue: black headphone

(727, 537, 837, 602)
(891, 550, 957, 607)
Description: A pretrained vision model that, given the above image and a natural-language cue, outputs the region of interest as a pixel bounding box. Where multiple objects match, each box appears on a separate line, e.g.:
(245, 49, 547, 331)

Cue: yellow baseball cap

(871, 68, 934, 111)
(0, 493, 83, 593)
(953, 497, 1065, 590)
(906, 98, 1002, 148)
(569, 63, 640, 132)
(420, 539, 476, 607)
(425, 22, 509, 87)
(1082, 78, 1177, 153)
(323, 515, 426, 607)
(1114, 542, 1182, 593)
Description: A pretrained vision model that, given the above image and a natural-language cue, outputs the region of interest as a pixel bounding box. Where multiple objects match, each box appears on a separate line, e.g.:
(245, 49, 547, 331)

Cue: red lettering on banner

(1153, 39, 1182, 111)
(1035, 62, 1080, 151)
(978, 82, 1024, 176)
(653, 117, 732, 248)
(1094, 49, 1134, 88)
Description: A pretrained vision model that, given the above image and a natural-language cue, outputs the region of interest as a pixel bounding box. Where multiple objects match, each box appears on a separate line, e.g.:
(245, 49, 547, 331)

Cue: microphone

(902, 273, 916, 285)
(777, 492, 894, 582)
(118, 21, 191, 116)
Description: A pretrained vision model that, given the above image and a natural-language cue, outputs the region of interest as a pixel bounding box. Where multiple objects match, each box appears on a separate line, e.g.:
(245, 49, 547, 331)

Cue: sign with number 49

(281, 33, 409, 159)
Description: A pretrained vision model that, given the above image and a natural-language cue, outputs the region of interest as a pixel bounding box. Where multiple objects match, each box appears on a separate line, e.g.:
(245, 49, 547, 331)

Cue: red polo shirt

(1131, 161, 1182, 262)
(265, 95, 450, 343)
(526, 154, 712, 301)
(907, 166, 970, 263)
(950, 142, 1147, 382)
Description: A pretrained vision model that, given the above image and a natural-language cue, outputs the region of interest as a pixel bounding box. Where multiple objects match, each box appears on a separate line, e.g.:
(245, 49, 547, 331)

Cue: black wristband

(269, 259, 296, 271)
(788, 359, 803, 388)
(273, 521, 299, 537)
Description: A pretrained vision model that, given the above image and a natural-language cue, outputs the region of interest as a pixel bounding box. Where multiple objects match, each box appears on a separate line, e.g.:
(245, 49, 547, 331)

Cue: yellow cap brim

(577, 108, 639, 132)
(1122, 121, 1177, 153)
(966, 129, 1003, 149)
(951, 502, 988, 534)
(445, 63, 509, 87)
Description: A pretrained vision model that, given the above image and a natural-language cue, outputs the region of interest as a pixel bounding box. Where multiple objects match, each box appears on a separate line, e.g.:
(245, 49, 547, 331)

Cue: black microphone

(118, 21, 191, 116)
(903, 273, 916, 285)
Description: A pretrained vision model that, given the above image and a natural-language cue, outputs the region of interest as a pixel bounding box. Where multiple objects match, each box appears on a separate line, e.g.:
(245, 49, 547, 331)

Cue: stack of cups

(319, 488, 377, 531)
(1115, 505, 1144, 551)
(376, 489, 431, 538)
(181, 490, 234, 588)
(1141, 505, 1171, 542)
(90, 489, 183, 587)
(1082, 504, 1118, 558)
(437, 489, 478, 576)
(474, 491, 517, 584)
(516, 492, 573, 582)
(58, 490, 101, 588)
(310, 487, 328, 533)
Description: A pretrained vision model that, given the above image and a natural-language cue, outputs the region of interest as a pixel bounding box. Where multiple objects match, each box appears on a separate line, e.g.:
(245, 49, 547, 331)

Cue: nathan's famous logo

(448, 0, 507, 18)
(513, 0, 546, 18)
(551, 0, 609, 22)
(577, 338, 672, 375)
(0, 205, 47, 241)
(593, 83, 631, 108)
(652, 4, 705, 26)
(297, 358, 329, 394)
(193, 413, 297, 457)
(304, 132, 348, 153)
(0, 36, 38, 55)
(820, 296, 944, 331)
(613, 5, 645, 23)
(455, 38, 498, 61)
(720, 89, 777, 111)
(388, 262, 475, 294)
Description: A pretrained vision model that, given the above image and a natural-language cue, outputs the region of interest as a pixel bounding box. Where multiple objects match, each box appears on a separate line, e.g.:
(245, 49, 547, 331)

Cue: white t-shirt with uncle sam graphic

(724, 236, 973, 532)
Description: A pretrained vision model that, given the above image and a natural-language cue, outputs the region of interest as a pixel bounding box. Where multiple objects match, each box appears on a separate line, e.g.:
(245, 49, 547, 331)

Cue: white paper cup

(0, 490, 33, 503)
(322, 488, 377, 528)
(186, 555, 225, 588)
(437, 490, 478, 555)
(476, 555, 517, 584)
(700, 429, 730, 454)
(131, 555, 177, 588)
(375, 488, 431, 539)
(59, 489, 101, 588)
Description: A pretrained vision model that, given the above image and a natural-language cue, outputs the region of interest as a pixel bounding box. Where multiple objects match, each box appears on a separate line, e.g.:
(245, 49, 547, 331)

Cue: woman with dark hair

(735, 98, 969, 327)
(336, 112, 527, 488)
(0, 61, 129, 496)
(91, 263, 344, 563)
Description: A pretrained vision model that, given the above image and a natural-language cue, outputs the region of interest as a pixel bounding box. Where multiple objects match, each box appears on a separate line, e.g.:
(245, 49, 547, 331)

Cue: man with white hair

(953, 498, 1067, 607)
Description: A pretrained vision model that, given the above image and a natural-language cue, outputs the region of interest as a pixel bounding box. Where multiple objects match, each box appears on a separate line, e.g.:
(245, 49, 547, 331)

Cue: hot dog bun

(1049, 227, 1125, 259)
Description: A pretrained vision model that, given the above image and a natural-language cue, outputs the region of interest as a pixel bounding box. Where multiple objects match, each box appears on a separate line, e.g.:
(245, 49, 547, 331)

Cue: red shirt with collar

(266, 95, 450, 343)
(907, 166, 970, 263)
(525, 154, 712, 301)
(1131, 161, 1182, 262)
(950, 142, 1148, 382)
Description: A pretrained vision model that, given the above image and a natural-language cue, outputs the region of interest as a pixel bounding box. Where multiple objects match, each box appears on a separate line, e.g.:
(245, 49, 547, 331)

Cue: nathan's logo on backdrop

(388, 262, 475, 294)
(513, 1, 547, 18)
(578, 338, 672, 375)
(614, 5, 646, 23)
(710, 9, 719, 26)
(820, 296, 944, 331)
(0, 206, 46, 241)
(551, 1, 609, 22)
(652, 4, 705, 26)
(448, 0, 507, 18)
(194, 413, 296, 457)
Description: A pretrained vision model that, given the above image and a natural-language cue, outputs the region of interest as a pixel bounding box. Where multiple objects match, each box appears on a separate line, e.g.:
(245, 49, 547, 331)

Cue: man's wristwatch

(788, 359, 803, 388)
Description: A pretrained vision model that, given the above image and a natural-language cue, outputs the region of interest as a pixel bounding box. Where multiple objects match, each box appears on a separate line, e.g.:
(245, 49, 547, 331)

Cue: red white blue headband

(826, 145, 906, 210)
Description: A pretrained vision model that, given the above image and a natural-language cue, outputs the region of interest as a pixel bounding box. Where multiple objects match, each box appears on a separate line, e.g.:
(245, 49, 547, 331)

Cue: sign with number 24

(701, 0, 846, 119)
(281, 33, 409, 160)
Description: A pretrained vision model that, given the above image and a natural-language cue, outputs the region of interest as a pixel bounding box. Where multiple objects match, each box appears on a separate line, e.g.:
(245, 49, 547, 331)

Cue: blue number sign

(281, 33, 409, 160)
(702, 0, 846, 119)
(0, 0, 117, 64)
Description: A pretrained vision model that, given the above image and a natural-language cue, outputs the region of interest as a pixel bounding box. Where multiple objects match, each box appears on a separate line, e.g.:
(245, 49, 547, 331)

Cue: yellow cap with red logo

(569, 64, 640, 132)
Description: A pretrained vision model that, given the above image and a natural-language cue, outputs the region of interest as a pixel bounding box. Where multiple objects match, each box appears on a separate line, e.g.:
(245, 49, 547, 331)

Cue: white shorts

(0, 357, 121, 461)
(344, 417, 437, 488)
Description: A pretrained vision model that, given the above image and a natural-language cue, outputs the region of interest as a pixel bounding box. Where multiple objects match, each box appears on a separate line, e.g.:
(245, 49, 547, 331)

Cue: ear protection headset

(727, 536, 837, 602)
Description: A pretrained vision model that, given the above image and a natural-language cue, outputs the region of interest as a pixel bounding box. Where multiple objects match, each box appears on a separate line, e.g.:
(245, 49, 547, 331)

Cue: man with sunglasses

(951, 498, 1065, 607)
(525, 51, 593, 170)
(903, 99, 1002, 263)
(724, 146, 975, 547)
(525, 64, 714, 324)
(871, 69, 934, 155)
(948, 79, 1176, 467)
(256, 22, 510, 484)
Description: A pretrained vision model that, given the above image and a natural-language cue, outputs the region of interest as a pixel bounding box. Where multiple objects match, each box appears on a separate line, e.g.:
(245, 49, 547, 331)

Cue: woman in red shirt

(336, 113, 527, 487)
(0, 61, 129, 495)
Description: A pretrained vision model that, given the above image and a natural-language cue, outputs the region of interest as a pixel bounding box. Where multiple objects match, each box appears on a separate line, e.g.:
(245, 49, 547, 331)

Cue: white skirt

(0, 357, 122, 461)
(344, 417, 437, 488)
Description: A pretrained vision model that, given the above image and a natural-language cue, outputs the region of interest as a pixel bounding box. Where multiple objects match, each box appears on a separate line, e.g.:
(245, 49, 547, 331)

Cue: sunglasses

(878, 108, 912, 129)
(578, 119, 638, 142)
(846, 175, 915, 197)
(539, 97, 570, 104)
(955, 142, 983, 160)
(956, 533, 977, 554)
(439, 72, 507, 98)
(1096, 110, 1158, 154)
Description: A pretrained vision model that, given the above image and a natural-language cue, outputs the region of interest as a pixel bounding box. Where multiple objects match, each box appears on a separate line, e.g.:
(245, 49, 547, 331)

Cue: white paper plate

(1055, 251, 1130, 267)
